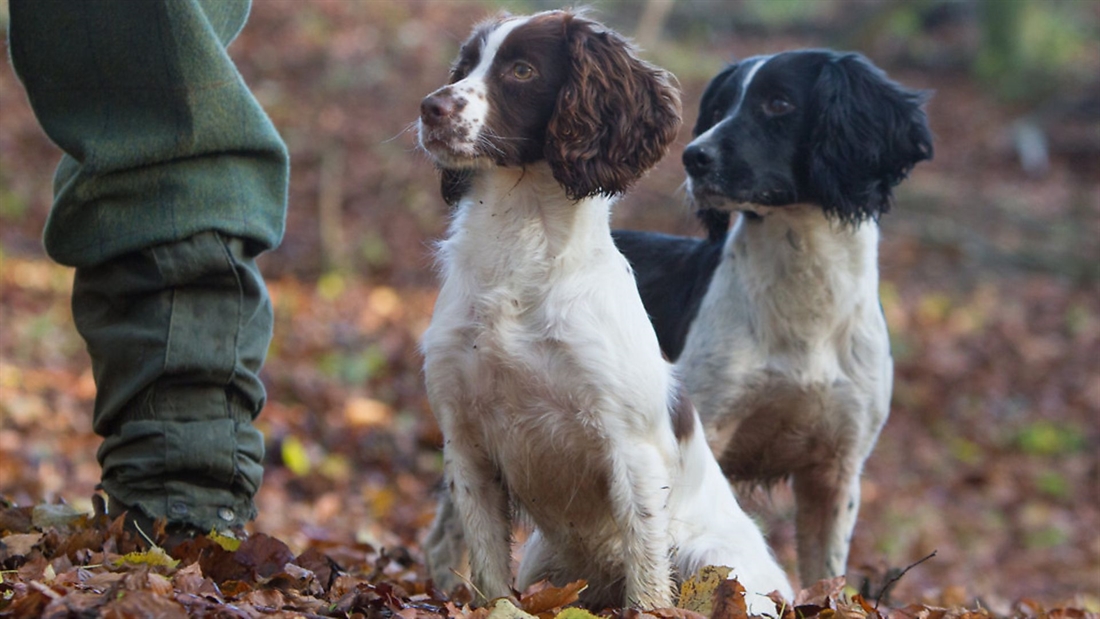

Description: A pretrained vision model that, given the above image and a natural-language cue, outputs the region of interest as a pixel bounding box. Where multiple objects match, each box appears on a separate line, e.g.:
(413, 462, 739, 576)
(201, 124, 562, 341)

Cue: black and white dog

(419, 11, 791, 611)
(614, 50, 933, 586)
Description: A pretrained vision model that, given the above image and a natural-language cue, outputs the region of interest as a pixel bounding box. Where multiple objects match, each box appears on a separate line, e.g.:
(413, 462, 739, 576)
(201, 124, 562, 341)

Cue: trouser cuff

(98, 410, 263, 530)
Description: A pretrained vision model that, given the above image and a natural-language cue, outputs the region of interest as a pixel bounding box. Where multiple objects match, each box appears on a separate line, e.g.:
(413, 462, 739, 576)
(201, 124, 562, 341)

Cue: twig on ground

(875, 550, 938, 609)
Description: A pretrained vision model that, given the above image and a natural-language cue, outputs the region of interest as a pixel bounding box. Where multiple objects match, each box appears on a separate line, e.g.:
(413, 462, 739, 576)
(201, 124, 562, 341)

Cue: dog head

(683, 50, 932, 226)
(418, 10, 682, 204)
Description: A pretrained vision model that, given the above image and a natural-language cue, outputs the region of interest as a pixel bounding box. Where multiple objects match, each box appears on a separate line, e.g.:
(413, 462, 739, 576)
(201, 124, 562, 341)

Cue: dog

(418, 10, 793, 611)
(612, 49, 933, 586)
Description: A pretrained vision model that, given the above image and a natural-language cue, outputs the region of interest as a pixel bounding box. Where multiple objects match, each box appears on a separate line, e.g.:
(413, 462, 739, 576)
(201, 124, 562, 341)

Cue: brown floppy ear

(545, 16, 682, 201)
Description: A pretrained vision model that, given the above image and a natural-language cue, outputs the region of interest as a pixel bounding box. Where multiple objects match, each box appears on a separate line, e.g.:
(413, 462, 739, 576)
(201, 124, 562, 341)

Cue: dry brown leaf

(520, 579, 587, 615)
(794, 576, 847, 608)
(6, 586, 54, 618)
(0, 505, 34, 534)
(711, 577, 749, 619)
(1, 532, 42, 557)
(241, 586, 287, 609)
(84, 570, 127, 591)
(234, 532, 296, 580)
(100, 589, 189, 619)
(41, 590, 106, 617)
(295, 546, 339, 591)
(171, 561, 213, 596)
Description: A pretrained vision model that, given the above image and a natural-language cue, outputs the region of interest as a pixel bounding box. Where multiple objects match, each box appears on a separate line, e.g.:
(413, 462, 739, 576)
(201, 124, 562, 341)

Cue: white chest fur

(680, 206, 892, 465)
(422, 164, 675, 535)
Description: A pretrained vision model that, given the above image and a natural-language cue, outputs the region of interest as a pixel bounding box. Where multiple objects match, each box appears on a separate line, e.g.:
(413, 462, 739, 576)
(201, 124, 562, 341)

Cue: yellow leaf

(281, 435, 312, 477)
(114, 546, 179, 569)
(554, 609, 601, 619)
(677, 565, 731, 615)
(208, 529, 242, 552)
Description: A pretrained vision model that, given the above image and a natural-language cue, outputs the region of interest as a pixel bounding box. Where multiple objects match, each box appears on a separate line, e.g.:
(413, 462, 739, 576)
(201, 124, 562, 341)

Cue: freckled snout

(420, 90, 467, 128)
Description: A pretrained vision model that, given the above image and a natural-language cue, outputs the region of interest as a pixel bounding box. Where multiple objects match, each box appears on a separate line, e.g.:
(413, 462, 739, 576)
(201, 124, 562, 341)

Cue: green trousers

(9, 0, 288, 530)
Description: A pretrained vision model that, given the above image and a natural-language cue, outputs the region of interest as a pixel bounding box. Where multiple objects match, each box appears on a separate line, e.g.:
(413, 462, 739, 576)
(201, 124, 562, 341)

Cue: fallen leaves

(1, 499, 1097, 619)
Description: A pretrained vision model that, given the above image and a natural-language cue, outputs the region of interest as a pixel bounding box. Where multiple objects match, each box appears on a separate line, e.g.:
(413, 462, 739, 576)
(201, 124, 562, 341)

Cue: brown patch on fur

(717, 381, 859, 485)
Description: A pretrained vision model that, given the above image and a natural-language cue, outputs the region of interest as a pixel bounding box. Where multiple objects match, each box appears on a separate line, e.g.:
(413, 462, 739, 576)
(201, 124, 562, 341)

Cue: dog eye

(762, 97, 795, 117)
(511, 62, 536, 80)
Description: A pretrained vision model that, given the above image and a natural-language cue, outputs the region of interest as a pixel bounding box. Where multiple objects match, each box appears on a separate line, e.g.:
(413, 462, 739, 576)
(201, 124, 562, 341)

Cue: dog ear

(546, 16, 682, 200)
(808, 53, 933, 223)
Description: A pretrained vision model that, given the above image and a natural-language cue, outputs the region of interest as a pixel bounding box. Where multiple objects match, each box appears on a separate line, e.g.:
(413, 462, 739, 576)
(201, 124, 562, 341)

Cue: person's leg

(8, 0, 288, 533)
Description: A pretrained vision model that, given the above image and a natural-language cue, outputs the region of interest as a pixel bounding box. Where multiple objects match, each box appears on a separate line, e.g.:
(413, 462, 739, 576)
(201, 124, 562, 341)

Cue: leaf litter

(2, 503, 1093, 618)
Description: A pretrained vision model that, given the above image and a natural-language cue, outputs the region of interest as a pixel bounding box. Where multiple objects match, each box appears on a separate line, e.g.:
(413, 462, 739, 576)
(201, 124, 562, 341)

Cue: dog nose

(683, 143, 716, 177)
(421, 94, 461, 127)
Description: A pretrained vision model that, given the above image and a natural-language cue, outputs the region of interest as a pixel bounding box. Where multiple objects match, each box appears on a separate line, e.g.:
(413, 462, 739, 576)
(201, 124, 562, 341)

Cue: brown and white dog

(613, 50, 933, 585)
(418, 10, 792, 611)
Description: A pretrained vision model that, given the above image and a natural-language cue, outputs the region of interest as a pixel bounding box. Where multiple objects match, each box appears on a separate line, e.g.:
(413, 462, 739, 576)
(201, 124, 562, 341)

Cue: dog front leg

(792, 465, 860, 585)
(445, 440, 513, 603)
(610, 444, 674, 609)
(424, 482, 467, 592)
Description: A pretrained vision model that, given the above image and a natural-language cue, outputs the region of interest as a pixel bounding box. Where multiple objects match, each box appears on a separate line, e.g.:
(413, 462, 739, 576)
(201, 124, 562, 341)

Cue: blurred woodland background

(1, 0, 1097, 612)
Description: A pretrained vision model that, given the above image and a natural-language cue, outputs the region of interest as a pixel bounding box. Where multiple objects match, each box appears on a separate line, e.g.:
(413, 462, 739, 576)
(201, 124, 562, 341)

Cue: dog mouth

(687, 176, 795, 211)
(686, 177, 752, 210)
(418, 125, 486, 169)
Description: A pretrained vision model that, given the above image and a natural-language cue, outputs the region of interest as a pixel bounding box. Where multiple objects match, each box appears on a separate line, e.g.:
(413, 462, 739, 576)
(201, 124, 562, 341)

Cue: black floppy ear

(808, 53, 933, 223)
(440, 168, 473, 207)
(545, 15, 682, 200)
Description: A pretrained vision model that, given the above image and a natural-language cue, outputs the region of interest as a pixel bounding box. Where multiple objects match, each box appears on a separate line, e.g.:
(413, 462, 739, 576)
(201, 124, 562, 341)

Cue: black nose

(682, 142, 716, 177)
(420, 94, 460, 127)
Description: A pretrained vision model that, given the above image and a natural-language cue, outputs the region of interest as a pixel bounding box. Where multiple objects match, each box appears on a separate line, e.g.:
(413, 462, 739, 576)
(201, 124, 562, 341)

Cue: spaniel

(612, 49, 933, 586)
(418, 11, 792, 611)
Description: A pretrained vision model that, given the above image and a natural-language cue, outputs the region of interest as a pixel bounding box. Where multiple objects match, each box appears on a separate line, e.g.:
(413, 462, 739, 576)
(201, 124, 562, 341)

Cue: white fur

(423, 164, 792, 611)
(679, 205, 893, 585)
